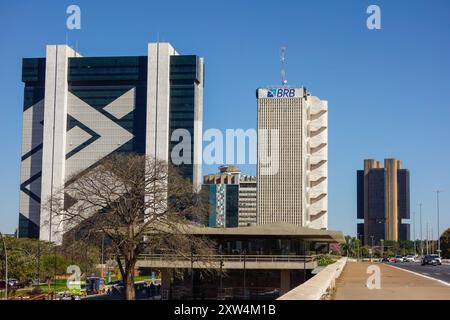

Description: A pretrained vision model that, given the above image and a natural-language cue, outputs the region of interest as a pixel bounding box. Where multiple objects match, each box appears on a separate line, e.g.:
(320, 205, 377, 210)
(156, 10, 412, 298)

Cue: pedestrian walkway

(333, 261, 450, 300)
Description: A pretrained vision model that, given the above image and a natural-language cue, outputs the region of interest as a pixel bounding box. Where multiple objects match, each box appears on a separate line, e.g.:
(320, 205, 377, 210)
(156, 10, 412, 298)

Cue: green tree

(399, 240, 414, 255)
(40, 255, 69, 280)
(342, 236, 360, 258)
(0, 237, 54, 282)
(360, 247, 369, 258)
(0, 236, 100, 283)
(341, 236, 354, 257)
(384, 240, 399, 255)
(440, 228, 450, 259)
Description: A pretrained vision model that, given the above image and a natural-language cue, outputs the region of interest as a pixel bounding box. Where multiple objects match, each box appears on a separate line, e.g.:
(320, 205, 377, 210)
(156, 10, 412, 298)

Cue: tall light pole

(356, 233, 360, 261)
(370, 236, 374, 261)
(413, 211, 416, 255)
(0, 232, 8, 300)
(101, 234, 105, 280)
(419, 203, 423, 256)
(436, 190, 442, 257)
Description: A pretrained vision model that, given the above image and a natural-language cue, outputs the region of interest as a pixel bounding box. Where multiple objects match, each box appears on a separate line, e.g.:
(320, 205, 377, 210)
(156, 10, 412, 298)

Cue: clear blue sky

(0, 0, 449, 238)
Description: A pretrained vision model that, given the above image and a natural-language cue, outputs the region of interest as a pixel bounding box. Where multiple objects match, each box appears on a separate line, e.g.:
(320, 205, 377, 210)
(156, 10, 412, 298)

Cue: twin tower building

(18, 43, 328, 243)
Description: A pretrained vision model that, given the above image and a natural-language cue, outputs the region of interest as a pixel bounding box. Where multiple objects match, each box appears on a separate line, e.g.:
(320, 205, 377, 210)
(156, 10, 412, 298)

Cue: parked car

(421, 255, 438, 266)
(404, 255, 415, 262)
(389, 257, 396, 263)
(395, 255, 405, 263)
(381, 257, 390, 263)
(7, 279, 19, 287)
(430, 254, 442, 265)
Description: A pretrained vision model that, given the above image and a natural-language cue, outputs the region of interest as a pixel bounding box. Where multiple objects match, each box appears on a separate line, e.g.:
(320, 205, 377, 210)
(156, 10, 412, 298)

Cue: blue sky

(0, 0, 449, 238)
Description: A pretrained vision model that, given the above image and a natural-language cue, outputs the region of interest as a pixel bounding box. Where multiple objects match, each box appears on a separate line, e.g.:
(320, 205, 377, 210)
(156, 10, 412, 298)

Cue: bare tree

(45, 154, 213, 300)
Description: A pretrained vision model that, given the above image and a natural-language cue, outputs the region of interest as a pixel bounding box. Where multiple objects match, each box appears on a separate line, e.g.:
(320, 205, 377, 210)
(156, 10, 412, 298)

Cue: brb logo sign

(267, 88, 296, 98)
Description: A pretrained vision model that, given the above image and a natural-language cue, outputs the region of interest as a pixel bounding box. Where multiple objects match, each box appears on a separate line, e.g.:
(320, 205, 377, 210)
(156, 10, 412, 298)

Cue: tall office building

(203, 166, 240, 228)
(357, 159, 410, 245)
(19, 43, 204, 242)
(256, 87, 328, 229)
(203, 166, 257, 227)
(238, 175, 257, 226)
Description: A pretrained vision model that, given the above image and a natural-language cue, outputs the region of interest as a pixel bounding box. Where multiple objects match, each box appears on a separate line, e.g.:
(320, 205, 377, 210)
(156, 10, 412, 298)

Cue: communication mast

(280, 46, 287, 86)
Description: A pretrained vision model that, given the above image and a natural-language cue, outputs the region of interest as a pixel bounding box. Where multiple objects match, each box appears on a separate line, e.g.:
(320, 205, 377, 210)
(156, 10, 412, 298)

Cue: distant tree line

(341, 233, 450, 259)
(0, 236, 100, 283)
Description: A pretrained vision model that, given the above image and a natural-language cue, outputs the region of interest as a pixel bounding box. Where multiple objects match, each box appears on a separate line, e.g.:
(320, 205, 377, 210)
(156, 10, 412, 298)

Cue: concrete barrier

(277, 257, 347, 300)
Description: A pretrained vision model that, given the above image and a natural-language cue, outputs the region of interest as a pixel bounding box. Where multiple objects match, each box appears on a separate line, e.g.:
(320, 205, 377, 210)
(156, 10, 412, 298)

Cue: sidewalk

(333, 261, 450, 300)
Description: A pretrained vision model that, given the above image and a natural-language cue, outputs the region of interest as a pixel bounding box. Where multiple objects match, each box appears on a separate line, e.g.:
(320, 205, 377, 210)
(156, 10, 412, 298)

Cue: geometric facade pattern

(18, 44, 204, 241)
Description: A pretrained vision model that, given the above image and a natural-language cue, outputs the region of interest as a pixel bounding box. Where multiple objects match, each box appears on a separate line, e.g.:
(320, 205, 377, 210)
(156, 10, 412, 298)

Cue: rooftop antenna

(280, 46, 287, 86)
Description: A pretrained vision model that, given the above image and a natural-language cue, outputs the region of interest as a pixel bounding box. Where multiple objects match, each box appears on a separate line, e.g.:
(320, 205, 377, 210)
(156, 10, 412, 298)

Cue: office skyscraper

(256, 87, 328, 229)
(238, 175, 257, 226)
(357, 159, 410, 245)
(19, 43, 204, 242)
(203, 166, 240, 228)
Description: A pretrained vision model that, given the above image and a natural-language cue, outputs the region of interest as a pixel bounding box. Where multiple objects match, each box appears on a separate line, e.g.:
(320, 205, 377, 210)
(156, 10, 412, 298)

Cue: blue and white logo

(267, 89, 277, 97)
(267, 88, 296, 98)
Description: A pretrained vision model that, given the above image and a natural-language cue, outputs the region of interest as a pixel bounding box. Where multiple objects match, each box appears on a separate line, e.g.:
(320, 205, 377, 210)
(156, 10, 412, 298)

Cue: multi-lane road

(388, 262, 450, 284)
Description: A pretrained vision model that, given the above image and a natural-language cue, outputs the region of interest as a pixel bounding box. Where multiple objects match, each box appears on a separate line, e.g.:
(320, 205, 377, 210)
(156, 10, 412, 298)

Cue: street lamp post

(436, 190, 442, 257)
(370, 236, 374, 261)
(419, 203, 423, 257)
(0, 232, 7, 300)
(303, 241, 307, 282)
(357, 234, 362, 261)
(413, 211, 416, 255)
(101, 234, 105, 280)
(219, 259, 223, 299)
(190, 251, 194, 299)
(242, 250, 247, 300)
(37, 240, 41, 284)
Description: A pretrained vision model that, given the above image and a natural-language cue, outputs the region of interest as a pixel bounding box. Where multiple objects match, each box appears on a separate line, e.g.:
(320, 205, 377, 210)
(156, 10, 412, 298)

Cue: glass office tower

(357, 159, 410, 245)
(18, 43, 204, 242)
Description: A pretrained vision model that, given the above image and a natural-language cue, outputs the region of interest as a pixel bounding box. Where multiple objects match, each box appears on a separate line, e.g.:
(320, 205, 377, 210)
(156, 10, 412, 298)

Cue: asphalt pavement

(386, 261, 450, 284)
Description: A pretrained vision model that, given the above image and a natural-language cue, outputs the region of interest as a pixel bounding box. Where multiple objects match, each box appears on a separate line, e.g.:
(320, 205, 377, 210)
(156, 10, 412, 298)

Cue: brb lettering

(267, 88, 296, 98)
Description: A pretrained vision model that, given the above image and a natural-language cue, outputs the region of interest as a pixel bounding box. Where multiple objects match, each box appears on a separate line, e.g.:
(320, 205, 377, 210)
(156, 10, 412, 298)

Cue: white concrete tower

(40, 45, 81, 243)
(256, 87, 328, 229)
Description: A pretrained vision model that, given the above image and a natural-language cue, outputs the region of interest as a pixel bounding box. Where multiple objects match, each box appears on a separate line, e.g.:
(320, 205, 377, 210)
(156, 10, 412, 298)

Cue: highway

(386, 262, 450, 284)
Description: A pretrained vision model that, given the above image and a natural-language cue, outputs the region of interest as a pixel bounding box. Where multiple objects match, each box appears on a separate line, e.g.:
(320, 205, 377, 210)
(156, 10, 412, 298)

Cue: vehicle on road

(7, 279, 19, 287)
(421, 255, 438, 266)
(395, 255, 405, 263)
(404, 255, 415, 262)
(430, 255, 442, 265)
(381, 257, 390, 263)
(389, 257, 396, 263)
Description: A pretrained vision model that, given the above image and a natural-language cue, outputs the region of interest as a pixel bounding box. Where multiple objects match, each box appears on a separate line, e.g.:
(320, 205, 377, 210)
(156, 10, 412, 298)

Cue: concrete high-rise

(203, 166, 240, 228)
(203, 166, 257, 227)
(18, 43, 204, 242)
(256, 87, 328, 229)
(357, 159, 410, 245)
(238, 175, 257, 226)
